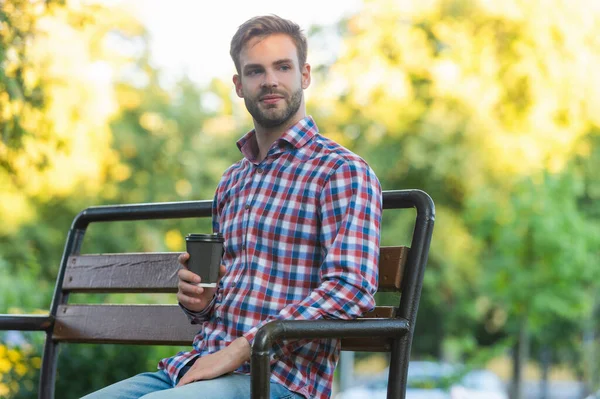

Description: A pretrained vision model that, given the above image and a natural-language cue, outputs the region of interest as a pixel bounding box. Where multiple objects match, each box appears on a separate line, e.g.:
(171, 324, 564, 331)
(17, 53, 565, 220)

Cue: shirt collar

(236, 116, 318, 161)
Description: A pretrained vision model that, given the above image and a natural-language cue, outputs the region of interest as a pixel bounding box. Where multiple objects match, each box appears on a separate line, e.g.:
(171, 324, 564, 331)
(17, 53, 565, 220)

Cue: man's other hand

(176, 337, 251, 386)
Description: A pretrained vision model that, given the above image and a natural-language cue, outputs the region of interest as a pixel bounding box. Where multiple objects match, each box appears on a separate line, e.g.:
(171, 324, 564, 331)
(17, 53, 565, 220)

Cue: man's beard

(244, 87, 303, 129)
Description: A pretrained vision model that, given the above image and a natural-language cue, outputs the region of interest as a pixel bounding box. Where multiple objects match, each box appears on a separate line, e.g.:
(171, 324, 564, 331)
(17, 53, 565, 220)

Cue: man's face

(233, 34, 311, 129)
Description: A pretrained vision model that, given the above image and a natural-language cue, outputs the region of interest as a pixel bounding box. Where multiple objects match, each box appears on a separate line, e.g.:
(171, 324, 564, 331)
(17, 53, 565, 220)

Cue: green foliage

(0, 0, 59, 150)
(0, 1, 226, 397)
(465, 171, 599, 330)
(311, 0, 600, 370)
(54, 344, 151, 399)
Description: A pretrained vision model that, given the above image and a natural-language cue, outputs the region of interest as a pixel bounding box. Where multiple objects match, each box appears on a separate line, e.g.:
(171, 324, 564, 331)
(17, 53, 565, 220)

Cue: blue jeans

(80, 371, 303, 399)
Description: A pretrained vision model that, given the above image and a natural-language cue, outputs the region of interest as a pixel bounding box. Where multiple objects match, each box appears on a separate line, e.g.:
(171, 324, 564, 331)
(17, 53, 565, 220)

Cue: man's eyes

(245, 65, 291, 76)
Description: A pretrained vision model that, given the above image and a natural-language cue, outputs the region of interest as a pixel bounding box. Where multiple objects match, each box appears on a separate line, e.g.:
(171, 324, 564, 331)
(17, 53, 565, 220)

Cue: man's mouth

(260, 95, 284, 104)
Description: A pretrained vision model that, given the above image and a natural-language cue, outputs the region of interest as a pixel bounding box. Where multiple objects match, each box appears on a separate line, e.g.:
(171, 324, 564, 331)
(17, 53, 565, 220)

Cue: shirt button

(215, 317, 222, 323)
(256, 167, 263, 174)
(245, 204, 250, 210)
(242, 243, 246, 250)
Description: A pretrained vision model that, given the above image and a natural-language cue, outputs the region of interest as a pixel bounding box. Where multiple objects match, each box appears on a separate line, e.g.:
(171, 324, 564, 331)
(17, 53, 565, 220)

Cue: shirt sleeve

(242, 158, 382, 345)
(178, 295, 217, 324)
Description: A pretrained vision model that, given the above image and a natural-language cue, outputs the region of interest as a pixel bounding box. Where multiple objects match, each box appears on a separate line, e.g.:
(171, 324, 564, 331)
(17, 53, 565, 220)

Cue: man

(82, 14, 381, 399)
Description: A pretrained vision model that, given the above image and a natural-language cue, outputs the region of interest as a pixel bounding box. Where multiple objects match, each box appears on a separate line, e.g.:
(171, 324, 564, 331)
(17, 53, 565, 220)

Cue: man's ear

(233, 74, 244, 98)
(301, 63, 311, 90)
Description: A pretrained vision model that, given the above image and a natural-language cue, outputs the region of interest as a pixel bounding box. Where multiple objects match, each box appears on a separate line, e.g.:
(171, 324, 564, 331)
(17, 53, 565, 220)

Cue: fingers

(176, 291, 203, 309)
(178, 269, 203, 294)
(178, 268, 200, 285)
(176, 359, 204, 387)
(178, 252, 190, 267)
(175, 341, 248, 387)
(176, 283, 205, 309)
(175, 355, 217, 387)
(177, 267, 205, 309)
(176, 375, 190, 387)
(177, 370, 199, 387)
(178, 276, 202, 295)
(177, 365, 211, 387)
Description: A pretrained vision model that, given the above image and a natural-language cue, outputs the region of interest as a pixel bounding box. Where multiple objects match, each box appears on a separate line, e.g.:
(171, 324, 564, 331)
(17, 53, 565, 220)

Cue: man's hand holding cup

(177, 233, 225, 312)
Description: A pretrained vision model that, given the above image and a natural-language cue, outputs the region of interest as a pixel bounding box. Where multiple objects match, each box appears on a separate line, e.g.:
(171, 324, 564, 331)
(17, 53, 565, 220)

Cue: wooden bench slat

(53, 304, 399, 351)
(379, 246, 408, 292)
(63, 247, 408, 293)
(54, 304, 199, 345)
(361, 306, 396, 318)
(64, 253, 181, 293)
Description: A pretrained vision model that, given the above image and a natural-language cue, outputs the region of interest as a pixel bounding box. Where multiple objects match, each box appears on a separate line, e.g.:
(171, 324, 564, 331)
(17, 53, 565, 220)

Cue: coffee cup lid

(185, 233, 223, 242)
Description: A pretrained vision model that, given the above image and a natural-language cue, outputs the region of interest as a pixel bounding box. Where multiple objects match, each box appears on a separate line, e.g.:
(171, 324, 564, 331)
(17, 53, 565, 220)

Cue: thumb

(178, 252, 190, 267)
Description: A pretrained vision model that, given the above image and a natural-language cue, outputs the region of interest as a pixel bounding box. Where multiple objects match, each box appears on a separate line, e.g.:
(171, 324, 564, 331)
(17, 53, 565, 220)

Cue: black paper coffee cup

(185, 233, 223, 287)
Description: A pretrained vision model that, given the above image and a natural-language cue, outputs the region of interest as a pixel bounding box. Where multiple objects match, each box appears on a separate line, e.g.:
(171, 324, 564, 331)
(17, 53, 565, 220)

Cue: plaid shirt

(159, 116, 382, 398)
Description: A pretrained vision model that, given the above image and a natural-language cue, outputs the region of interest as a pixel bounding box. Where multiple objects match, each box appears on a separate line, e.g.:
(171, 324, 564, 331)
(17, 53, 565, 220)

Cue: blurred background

(1, 0, 599, 398)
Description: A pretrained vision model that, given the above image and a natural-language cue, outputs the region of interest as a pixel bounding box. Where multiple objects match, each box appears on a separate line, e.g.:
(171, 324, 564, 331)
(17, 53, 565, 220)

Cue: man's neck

(253, 112, 305, 162)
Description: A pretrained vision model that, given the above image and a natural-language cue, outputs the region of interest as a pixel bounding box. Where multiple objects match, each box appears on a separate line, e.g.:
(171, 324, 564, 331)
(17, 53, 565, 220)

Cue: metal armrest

(0, 314, 53, 332)
(250, 318, 410, 398)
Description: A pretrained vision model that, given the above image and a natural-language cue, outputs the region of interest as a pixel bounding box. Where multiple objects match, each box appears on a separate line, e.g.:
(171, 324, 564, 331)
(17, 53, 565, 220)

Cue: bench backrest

(55, 247, 408, 351)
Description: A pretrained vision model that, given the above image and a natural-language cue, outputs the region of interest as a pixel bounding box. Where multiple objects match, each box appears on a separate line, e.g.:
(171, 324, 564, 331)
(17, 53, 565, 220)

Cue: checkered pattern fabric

(159, 116, 382, 398)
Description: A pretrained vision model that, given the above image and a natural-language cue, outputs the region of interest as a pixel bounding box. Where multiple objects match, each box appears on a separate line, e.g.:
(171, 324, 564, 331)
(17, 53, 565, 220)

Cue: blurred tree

(91, 73, 248, 255)
(309, 0, 600, 395)
(0, 0, 150, 301)
(465, 171, 599, 397)
(1, 1, 253, 396)
(0, 0, 145, 233)
(0, 1, 193, 398)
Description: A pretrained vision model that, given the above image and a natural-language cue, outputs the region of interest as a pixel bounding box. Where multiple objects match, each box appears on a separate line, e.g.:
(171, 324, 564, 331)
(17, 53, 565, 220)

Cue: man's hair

(230, 15, 308, 75)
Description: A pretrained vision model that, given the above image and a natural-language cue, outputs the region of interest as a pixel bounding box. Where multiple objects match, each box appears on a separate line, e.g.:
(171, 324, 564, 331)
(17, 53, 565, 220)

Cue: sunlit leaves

(311, 0, 600, 362)
(315, 0, 600, 180)
(0, 1, 145, 232)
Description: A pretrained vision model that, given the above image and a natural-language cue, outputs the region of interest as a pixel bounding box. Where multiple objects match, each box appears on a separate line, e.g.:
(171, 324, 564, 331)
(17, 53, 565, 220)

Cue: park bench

(0, 189, 434, 399)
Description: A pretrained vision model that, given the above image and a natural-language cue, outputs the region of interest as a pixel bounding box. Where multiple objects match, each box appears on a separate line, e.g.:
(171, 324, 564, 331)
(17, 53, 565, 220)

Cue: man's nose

(260, 69, 278, 88)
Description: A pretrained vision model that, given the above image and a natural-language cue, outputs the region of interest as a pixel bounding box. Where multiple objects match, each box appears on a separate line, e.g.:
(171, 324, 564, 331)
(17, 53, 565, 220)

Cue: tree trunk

(583, 295, 598, 397)
(539, 345, 551, 399)
(511, 316, 529, 399)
